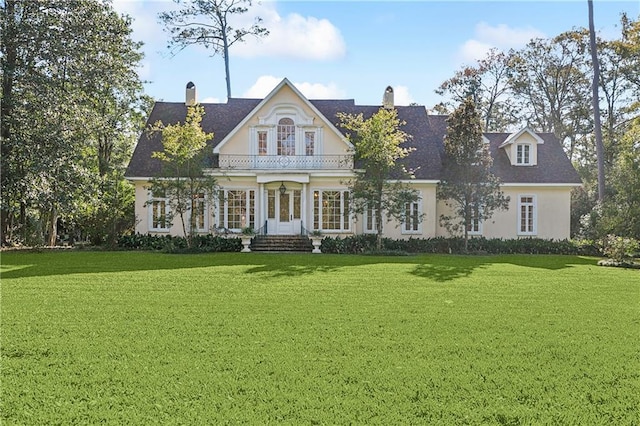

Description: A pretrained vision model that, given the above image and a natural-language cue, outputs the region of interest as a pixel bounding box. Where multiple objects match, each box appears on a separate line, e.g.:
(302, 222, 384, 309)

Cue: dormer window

(277, 117, 295, 155)
(500, 128, 542, 166)
(516, 144, 531, 165)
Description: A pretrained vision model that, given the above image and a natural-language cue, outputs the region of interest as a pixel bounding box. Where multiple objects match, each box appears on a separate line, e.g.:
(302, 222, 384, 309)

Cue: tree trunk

(48, 206, 58, 247)
(588, 0, 606, 202)
(375, 185, 384, 251)
(222, 33, 232, 98)
(464, 228, 469, 253)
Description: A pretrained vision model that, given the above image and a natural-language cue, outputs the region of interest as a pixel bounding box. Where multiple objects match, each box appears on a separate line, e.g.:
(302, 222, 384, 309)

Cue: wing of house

(126, 78, 582, 240)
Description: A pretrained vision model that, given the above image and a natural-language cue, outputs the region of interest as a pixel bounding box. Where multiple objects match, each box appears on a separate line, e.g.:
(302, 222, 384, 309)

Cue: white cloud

(392, 86, 415, 106)
(476, 22, 544, 46)
(243, 76, 282, 98)
(459, 22, 545, 63)
(231, 4, 346, 60)
(294, 81, 346, 99)
(243, 75, 346, 99)
(112, 0, 169, 44)
(201, 96, 222, 104)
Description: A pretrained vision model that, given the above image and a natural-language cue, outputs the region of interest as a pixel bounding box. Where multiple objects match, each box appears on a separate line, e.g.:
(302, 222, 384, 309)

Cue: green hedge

(320, 235, 601, 256)
(117, 234, 242, 253)
(116, 233, 601, 256)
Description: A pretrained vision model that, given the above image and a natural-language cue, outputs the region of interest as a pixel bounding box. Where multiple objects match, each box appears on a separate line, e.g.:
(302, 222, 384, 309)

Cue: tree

(337, 107, 421, 251)
(509, 33, 593, 163)
(159, 0, 268, 99)
(588, 0, 606, 202)
(437, 97, 510, 252)
(146, 104, 217, 247)
(435, 48, 518, 131)
(596, 118, 640, 239)
(0, 0, 147, 246)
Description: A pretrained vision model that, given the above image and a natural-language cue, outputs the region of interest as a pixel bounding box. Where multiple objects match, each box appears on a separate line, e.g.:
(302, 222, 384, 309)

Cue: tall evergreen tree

(159, 0, 268, 99)
(438, 97, 509, 252)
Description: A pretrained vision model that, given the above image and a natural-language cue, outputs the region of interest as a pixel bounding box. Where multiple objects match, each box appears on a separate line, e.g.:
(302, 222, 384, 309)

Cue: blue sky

(114, 0, 640, 109)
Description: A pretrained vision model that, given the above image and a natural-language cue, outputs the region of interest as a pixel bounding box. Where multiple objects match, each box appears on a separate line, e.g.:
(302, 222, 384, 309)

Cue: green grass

(1, 251, 638, 425)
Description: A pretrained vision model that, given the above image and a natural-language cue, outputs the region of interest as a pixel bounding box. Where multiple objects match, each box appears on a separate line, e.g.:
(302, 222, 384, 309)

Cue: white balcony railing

(218, 155, 353, 170)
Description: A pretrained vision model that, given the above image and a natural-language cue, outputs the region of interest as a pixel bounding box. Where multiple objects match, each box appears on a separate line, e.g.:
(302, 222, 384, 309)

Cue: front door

(270, 189, 301, 235)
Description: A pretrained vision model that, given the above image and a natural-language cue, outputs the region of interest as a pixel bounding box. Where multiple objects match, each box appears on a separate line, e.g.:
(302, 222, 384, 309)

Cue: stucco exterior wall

(436, 185, 574, 240)
(371, 183, 438, 240)
(134, 180, 186, 236)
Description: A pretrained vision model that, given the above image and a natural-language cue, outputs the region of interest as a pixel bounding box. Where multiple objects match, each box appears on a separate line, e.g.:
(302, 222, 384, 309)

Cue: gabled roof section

(499, 127, 545, 148)
(125, 98, 261, 178)
(213, 78, 352, 154)
(486, 132, 581, 184)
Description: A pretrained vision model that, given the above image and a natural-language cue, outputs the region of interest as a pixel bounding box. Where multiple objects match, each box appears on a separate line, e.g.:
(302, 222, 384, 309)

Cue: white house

(126, 78, 582, 243)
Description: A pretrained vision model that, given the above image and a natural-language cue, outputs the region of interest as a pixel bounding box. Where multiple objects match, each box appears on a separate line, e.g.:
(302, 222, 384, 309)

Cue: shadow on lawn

(410, 254, 599, 282)
(0, 250, 599, 282)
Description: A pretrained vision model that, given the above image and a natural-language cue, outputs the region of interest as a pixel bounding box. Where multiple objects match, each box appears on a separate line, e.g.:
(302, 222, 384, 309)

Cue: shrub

(601, 235, 639, 262)
(320, 236, 601, 256)
(117, 233, 242, 253)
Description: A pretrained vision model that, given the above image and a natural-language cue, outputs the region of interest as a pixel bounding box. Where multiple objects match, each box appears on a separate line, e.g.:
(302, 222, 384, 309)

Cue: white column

(302, 182, 308, 233)
(258, 182, 265, 231)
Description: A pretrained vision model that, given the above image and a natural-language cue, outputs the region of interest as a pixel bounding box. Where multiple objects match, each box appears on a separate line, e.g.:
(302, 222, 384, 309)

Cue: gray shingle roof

(126, 100, 581, 185)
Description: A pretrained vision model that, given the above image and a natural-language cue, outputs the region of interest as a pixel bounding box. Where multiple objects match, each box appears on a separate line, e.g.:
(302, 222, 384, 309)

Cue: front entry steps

(250, 235, 313, 252)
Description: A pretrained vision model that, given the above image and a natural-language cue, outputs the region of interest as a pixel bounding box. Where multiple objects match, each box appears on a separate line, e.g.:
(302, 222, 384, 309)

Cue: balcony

(217, 155, 354, 170)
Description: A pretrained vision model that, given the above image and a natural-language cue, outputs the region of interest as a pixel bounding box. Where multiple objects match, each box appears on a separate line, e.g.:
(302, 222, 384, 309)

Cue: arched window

(277, 117, 295, 155)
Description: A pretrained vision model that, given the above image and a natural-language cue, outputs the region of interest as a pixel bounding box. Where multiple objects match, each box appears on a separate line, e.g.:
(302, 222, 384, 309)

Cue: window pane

(519, 196, 534, 233)
(153, 200, 167, 229)
(305, 132, 314, 156)
(404, 202, 420, 232)
(277, 118, 295, 156)
(343, 192, 350, 229)
(227, 190, 246, 229)
(313, 191, 320, 229)
(279, 192, 290, 222)
(194, 193, 205, 230)
(293, 190, 301, 219)
(268, 190, 275, 219)
(248, 190, 255, 228)
(258, 131, 267, 156)
(322, 191, 341, 230)
(366, 206, 375, 231)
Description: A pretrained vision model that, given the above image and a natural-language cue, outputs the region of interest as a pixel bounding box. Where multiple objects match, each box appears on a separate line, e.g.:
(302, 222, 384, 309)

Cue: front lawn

(1, 251, 638, 424)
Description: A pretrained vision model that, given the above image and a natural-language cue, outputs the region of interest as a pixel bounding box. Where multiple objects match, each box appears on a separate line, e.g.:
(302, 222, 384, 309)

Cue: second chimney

(186, 81, 197, 106)
(383, 86, 394, 109)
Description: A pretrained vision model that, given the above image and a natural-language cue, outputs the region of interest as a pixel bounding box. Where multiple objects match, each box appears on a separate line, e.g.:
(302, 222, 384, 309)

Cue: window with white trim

(518, 195, 536, 235)
(516, 144, 531, 165)
(313, 190, 350, 232)
(466, 203, 482, 235)
(258, 131, 268, 156)
(192, 192, 207, 232)
(364, 205, 378, 233)
(150, 190, 170, 231)
(217, 189, 256, 231)
(277, 117, 295, 156)
(402, 201, 421, 234)
(305, 131, 315, 156)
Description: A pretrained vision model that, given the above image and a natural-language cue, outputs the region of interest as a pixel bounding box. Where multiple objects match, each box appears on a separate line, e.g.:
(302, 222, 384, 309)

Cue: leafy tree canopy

(337, 107, 421, 250)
